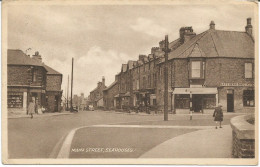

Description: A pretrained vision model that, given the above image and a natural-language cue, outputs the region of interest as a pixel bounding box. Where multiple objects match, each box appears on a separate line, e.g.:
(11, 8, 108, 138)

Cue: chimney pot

(210, 21, 215, 30)
(245, 17, 253, 36)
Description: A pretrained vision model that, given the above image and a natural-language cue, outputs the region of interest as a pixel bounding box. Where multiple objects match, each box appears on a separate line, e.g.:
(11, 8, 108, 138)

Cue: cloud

(48, 46, 131, 97)
(130, 17, 167, 38)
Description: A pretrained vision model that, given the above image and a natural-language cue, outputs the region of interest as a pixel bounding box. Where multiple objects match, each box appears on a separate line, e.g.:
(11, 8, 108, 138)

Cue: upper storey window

(190, 61, 205, 79)
(245, 63, 253, 79)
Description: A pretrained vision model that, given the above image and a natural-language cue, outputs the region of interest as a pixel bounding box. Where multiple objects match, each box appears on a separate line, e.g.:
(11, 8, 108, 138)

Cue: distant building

(89, 77, 106, 109)
(103, 79, 119, 110)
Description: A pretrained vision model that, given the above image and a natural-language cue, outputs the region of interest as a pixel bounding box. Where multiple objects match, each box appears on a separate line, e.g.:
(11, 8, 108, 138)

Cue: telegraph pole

(66, 75, 69, 110)
(163, 35, 171, 121)
(70, 58, 74, 112)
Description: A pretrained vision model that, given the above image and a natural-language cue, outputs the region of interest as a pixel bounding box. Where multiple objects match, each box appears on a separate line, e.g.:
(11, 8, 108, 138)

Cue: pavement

(8, 110, 74, 119)
(140, 125, 232, 158)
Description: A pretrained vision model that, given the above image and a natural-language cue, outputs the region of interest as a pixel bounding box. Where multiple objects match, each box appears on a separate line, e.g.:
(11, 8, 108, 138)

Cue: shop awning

(173, 87, 218, 94)
(114, 94, 120, 98)
(122, 92, 130, 97)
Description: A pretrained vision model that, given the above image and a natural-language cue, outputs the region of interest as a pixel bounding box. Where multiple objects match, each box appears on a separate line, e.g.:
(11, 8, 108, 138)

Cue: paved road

(8, 111, 241, 159)
(8, 111, 165, 158)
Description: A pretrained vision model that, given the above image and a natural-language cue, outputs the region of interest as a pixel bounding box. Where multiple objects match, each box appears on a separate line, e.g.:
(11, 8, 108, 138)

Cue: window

(203, 94, 216, 109)
(33, 69, 37, 82)
(243, 90, 254, 107)
(245, 63, 253, 78)
(175, 94, 190, 109)
(8, 92, 23, 108)
(191, 61, 201, 78)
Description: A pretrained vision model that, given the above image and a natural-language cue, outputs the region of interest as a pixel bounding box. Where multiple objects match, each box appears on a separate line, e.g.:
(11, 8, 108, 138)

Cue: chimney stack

(102, 76, 105, 86)
(32, 51, 42, 62)
(210, 21, 215, 30)
(245, 18, 253, 36)
(179, 27, 196, 44)
(159, 40, 165, 50)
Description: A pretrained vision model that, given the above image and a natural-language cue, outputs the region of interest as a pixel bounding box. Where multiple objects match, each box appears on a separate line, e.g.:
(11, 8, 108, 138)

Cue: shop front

(173, 87, 218, 114)
(8, 86, 46, 114)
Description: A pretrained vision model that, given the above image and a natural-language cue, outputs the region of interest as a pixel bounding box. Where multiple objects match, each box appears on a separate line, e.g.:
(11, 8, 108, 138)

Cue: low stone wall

(230, 115, 255, 158)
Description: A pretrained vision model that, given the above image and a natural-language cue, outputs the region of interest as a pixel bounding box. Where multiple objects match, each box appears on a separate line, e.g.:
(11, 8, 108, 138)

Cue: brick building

(98, 18, 255, 114)
(7, 49, 63, 114)
(44, 64, 63, 112)
(8, 50, 47, 114)
(89, 77, 106, 109)
(165, 19, 254, 114)
(103, 79, 119, 110)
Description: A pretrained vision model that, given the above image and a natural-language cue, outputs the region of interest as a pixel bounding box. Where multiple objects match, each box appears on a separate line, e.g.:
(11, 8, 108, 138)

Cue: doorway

(192, 94, 203, 112)
(227, 90, 234, 112)
(55, 95, 59, 112)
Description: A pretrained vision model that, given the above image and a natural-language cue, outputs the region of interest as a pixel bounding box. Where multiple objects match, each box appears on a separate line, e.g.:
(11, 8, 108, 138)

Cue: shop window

(245, 63, 253, 79)
(175, 94, 190, 109)
(203, 94, 216, 109)
(8, 92, 23, 108)
(243, 90, 254, 107)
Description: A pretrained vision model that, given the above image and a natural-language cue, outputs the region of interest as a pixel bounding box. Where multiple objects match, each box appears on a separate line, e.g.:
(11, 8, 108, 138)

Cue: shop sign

(221, 83, 254, 87)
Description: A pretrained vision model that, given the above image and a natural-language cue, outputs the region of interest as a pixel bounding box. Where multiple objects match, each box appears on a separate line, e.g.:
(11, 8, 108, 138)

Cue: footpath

(140, 124, 232, 158)
(8, 111, 74, 119)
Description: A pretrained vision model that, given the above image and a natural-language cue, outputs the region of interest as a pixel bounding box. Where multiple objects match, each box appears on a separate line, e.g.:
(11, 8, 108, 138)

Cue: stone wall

(230, 115, 255, 158)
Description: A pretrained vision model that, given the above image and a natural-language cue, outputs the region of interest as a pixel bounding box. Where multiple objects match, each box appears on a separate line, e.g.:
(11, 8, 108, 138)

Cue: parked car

(89, 105, 94, 111)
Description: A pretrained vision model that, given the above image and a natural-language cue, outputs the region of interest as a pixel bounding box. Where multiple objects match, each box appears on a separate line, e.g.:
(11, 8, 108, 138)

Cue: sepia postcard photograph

(1, 0, 258, 165)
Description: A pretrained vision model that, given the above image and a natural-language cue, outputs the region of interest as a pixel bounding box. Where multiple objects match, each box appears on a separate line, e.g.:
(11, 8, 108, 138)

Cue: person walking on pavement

(35, 99, 39, 114)
(213, 103, 223, 129)
(28, 99, 35, 119)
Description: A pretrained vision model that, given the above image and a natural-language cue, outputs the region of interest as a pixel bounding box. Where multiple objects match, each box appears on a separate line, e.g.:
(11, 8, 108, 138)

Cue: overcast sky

(7, 3, 255, 98)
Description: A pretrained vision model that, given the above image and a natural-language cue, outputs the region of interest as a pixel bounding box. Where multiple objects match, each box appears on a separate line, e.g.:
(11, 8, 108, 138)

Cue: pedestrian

(28, 99, 35, 119)
(35, 99, 38, 114)
(213, 103, 223, 129)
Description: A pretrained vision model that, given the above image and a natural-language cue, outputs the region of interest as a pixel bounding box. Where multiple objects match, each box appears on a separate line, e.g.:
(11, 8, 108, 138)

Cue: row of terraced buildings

(102, 18, 255, 114)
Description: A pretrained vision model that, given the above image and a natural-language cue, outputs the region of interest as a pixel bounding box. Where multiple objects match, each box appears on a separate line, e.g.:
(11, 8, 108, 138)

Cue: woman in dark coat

(213, 103, 223, 129)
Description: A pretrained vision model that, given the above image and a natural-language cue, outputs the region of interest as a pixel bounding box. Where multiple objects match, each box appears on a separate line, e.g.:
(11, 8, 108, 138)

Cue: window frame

(190, 60, 205, 79)
(243, 90, 254, 107)
(245, 62, 253, 79)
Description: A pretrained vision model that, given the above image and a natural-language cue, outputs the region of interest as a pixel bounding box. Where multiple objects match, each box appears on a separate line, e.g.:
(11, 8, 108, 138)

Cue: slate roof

(168, 29, 254, 60)
(43, 64, 62, 75)
(8, 49, 45, 67)
(8, 49, 64, 75)
(103, 81, 117, 91)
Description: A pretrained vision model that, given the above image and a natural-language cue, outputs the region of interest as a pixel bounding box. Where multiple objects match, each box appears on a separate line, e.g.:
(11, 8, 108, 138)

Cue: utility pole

(163, 35, 171, 121)
(70, 58, 74, 112)
(66, 75, 69, 110)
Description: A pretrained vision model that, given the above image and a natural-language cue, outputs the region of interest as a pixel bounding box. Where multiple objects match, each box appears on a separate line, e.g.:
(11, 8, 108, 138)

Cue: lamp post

(162, 35, 171, 121)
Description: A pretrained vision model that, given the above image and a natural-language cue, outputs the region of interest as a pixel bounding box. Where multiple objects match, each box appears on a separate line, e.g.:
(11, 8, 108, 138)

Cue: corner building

(166, 19, 254, 114)
(106, 18, 255, 114)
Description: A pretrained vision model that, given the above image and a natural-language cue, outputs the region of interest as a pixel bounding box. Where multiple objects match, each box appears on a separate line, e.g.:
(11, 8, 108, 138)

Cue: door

(54, 95, 59, 112)
(192, 94, 203, 112)
(227, 90, 234, 112)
